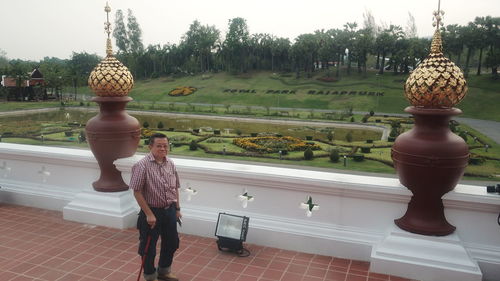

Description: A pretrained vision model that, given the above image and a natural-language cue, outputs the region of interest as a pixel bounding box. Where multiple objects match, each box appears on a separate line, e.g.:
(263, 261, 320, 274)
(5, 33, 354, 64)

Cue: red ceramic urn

(86, 97, 140, 192)
(392, 107, 469, 235)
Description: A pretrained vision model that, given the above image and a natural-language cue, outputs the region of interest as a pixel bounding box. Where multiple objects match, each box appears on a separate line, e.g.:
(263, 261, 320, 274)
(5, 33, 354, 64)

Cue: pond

(0, 109, 382, 142)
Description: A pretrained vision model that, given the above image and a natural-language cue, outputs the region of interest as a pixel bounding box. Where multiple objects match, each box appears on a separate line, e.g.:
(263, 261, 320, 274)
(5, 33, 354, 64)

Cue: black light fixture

(215, 213, 250, 256)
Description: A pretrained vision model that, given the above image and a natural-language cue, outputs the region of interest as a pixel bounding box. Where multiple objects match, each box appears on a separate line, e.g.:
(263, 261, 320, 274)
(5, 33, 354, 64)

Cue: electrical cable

(216, 244, 251, 257)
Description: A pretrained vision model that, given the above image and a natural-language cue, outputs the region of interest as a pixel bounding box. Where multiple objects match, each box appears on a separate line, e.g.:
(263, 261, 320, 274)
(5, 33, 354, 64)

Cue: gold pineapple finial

(88, 2, 134, 97)
(403, 0, 468, 108)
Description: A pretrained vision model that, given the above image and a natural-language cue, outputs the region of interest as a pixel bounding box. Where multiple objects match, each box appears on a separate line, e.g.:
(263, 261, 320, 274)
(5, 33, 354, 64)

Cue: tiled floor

(0, 204, 417, 281)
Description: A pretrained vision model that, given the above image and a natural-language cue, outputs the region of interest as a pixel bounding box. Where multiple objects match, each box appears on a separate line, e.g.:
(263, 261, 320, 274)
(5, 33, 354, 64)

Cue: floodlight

(215, 213, 249, 254)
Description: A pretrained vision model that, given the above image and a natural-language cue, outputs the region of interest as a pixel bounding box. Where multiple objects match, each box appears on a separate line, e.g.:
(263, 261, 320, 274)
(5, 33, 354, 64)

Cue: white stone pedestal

(370, 226, 482, 281)
(63, 190, 139, 229)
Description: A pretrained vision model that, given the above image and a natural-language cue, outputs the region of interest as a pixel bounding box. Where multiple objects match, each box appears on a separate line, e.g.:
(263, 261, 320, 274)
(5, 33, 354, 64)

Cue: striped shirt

(129, 153, 180, 208)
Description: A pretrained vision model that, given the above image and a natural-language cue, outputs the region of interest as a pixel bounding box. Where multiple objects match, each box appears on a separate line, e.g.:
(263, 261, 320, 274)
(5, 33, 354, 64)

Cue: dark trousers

(137, 205, 179, 275)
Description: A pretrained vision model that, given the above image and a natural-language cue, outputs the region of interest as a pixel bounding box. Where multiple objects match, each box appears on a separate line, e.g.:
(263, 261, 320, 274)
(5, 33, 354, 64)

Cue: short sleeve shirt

(129, 153, 180, 208)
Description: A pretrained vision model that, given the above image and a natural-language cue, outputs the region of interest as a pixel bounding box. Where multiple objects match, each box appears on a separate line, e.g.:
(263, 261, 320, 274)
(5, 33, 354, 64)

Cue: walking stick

(136, 232, 152, 281)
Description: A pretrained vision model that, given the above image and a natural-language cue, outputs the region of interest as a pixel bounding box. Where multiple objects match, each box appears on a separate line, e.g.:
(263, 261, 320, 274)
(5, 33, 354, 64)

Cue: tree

(362, 9, 379, 38)
(127, 9, 143, 54)
(442, 24, 464, 66)
(473, 16, 499, 76)
(113, 9, 129, 53)
(0, 49, 8, 68)
(39, 57, 68, 100)
(353, 27, 373, 75)
(343, 22, 358, 75)
(7, 60, 31, 101)
(291, 33, 318, 78)
(224, 17, 250, 73)
(461, 23, 478, 78)
(271, 37, 291, 71)
(485, 48, 500, 79)
(68, 52, 100, 94)
(405, 12, 418, 38)
(182, 20, 220, 72)
(472, 17, 490, 75)
(376, 25, 403, 74)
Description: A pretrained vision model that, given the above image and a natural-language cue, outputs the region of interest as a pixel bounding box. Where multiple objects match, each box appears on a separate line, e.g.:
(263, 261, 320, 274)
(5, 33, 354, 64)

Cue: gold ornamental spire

(404, 0, 468, 108)
(88, 3, 134, 97)
(104, 2, 113, 56)
(430, 0, 444, 54)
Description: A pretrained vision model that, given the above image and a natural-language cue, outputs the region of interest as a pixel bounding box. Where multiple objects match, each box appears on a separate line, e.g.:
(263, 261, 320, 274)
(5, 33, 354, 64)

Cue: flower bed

(233, 136, 321, 153)
(168, 86, 197, 96)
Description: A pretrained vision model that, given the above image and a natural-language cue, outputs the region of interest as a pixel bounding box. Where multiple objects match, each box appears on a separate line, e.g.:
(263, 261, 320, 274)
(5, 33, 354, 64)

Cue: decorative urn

(391, 8, 469, 235)
(85, 3, 141, 192)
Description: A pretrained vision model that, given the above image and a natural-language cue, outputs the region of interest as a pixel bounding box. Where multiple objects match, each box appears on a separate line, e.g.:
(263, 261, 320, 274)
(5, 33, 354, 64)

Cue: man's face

(149, 137, 169, 159)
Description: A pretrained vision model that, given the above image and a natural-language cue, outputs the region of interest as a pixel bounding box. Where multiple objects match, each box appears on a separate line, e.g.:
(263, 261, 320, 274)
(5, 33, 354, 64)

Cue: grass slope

(122, 70, 500, 121)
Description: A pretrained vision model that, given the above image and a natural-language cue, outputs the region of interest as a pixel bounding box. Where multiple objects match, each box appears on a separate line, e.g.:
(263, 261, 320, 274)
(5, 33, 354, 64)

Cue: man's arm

(134, 191, 156, 228)
(175, 170, 182, 219)
(130, 162, 156, 228)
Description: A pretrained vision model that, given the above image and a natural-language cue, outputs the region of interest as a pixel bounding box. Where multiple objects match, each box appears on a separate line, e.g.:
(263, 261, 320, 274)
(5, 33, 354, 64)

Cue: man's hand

(146, 214, 156, 229)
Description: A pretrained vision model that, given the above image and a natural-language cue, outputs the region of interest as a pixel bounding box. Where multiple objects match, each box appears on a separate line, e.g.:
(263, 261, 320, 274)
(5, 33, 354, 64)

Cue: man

(130, 133, 181, 281)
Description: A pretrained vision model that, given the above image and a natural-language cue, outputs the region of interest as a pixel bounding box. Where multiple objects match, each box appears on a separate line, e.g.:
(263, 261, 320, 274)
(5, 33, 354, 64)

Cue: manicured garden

(0, 108, 498, 180)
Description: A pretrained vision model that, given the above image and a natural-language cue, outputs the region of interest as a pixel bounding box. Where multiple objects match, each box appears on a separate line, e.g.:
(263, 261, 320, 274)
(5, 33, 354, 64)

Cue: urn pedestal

(86, 96, 140, 192)
(391, 106, 469, 236)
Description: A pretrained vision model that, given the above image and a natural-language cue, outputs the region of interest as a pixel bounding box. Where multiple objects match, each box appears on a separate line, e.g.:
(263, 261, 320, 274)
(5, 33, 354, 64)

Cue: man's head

(149, 133, 169, 160)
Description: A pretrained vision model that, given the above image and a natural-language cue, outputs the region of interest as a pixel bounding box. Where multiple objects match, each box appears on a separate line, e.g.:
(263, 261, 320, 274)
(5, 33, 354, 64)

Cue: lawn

(0, 70, 498, 181)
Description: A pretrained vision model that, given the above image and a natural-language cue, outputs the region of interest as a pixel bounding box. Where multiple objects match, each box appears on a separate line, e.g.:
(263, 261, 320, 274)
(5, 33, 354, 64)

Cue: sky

(1, 0, 499, 61)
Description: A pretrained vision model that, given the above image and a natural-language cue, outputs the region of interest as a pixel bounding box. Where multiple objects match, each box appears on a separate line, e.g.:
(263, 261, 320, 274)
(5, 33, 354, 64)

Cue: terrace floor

(0, 204, 417, 281)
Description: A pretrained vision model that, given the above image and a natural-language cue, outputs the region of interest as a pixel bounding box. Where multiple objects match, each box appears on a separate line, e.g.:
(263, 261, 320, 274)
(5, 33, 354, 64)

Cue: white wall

(1, 143, 499, 280)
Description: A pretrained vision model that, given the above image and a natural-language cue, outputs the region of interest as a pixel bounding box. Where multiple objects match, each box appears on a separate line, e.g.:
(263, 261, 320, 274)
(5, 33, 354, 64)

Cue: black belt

(150, 205, 173, 210)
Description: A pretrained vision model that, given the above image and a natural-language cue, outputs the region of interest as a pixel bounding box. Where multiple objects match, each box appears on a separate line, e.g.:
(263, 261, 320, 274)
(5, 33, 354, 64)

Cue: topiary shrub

(189, 140, 198, 151)
(360, 147, 371, 153)
(214, 129, 221, 135)
(350, 116, 355, 122)
(193, 128, 200, 133)
(306, 136, 313, 140)
(369, 110, 375, 116)
(389, 127, 399, 138)
(64, 131, 74, 137)
(353, 154, 365, 162)
(449, 120, 459, 133)
(366, 139, 373, 143)
(235, 129, 242, 136)
(330, 149, 340, 163)
(459, 131, 468, 142)
(143, 121, 150, 128)
(157, 121, 164, 129)
(327, 131, 334, 142)
(304, 148, 314, 160)
(78, 131, 86, 143)
(469, 157, 484, 165)
(345, 131, 353, 142)
(250, 133, 258, 137)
